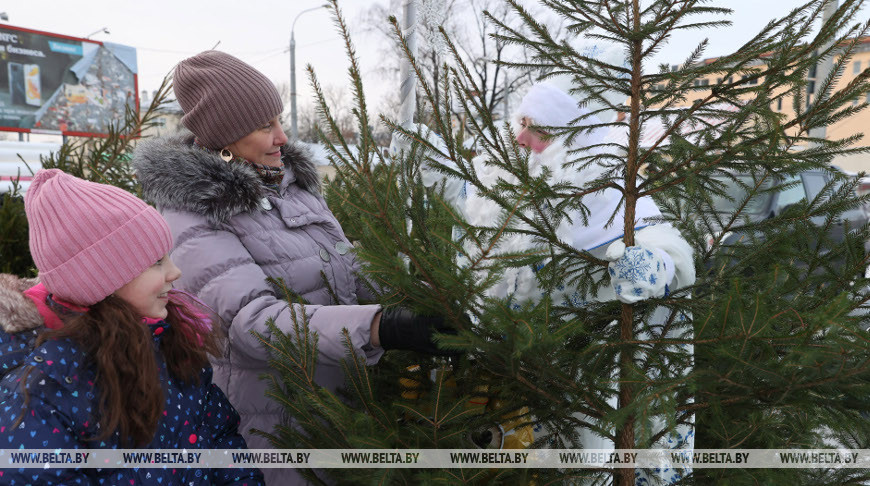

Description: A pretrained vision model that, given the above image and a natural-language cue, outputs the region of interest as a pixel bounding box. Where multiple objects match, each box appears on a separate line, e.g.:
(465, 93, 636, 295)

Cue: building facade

(656, 36, 870, 172)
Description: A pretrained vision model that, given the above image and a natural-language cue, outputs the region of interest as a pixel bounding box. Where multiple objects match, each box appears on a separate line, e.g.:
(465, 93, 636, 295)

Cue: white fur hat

(512, 82, 609, 150)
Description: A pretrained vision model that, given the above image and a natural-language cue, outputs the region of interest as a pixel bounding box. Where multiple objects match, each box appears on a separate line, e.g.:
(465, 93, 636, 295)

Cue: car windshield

(709, 175, 774, 214)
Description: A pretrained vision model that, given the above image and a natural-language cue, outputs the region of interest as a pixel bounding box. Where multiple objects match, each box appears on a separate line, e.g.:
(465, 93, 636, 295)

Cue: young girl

(0, 169, 263, 485)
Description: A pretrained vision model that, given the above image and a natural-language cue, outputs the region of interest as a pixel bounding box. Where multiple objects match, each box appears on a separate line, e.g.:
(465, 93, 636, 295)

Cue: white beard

(462, 139, 663, 303)
(464, 141, 598, 302)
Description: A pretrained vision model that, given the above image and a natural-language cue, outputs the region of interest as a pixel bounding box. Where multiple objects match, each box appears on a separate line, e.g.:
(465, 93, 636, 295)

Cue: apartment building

(656, 36, 870, 172)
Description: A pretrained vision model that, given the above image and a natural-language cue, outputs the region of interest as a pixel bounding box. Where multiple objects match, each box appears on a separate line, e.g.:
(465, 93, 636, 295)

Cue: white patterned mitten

(605, 242, 669, 304)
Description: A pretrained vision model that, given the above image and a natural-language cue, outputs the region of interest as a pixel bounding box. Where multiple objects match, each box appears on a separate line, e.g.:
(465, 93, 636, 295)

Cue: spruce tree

(258, 1, 870, 484)
(0, 78, 172, 277)
(0, 179, 33, 276)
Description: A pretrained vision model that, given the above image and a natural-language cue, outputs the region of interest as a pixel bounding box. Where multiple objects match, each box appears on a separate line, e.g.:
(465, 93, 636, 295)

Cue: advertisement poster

(0, 25, 138, 137)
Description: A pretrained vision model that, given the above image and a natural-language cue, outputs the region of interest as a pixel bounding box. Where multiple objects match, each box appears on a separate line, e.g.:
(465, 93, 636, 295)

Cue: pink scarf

(23, 284, 213, 343)
(23, 283, 88, 329)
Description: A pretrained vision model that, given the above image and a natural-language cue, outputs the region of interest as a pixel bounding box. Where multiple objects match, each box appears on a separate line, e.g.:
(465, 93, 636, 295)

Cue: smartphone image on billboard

(24, 64, 41, 106)
(8, 62, 25, 105)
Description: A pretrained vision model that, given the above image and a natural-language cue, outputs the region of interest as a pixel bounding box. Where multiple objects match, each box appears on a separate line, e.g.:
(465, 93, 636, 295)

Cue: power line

(248, 38, 344, 66)
(249, 49, 290, 66)
(135, 46, 203, 55)
(136, 45, 289, 56)
(299, 37, 342, 48)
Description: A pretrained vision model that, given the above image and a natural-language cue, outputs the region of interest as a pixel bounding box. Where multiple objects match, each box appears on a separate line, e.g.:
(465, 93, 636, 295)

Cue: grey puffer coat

(134, 132, 383, 485)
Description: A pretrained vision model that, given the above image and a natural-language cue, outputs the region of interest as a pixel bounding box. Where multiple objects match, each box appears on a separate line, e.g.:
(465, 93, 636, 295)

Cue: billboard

(0, 24, 138, 137)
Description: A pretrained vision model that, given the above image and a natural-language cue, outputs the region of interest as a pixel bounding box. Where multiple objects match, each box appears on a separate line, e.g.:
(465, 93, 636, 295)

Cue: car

(856, 175, 870, 220)
(705, 168, 870, 277)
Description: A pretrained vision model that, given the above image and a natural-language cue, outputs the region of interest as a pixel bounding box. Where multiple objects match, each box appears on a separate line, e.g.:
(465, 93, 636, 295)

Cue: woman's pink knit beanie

(24, 169, 173, 306)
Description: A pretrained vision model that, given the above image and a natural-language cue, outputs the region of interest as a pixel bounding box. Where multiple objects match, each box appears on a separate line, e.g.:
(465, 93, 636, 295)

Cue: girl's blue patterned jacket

(0, 274, 264, 485)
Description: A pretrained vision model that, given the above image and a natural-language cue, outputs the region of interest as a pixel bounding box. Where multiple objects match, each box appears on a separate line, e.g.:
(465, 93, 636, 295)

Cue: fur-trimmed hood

(0, 274, 42, 334)
(133, 130, 321, 225)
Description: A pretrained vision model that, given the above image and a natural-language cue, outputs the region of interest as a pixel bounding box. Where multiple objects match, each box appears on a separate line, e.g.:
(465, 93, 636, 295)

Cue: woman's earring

(220, 148, 233, 162)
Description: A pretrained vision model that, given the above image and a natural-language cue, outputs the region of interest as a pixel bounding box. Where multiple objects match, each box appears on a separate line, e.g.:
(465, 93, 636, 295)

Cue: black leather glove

(377, 307, 460, 356)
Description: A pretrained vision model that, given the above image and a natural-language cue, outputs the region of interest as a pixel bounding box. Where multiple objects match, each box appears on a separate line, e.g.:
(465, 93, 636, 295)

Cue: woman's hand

(372, 307, 460, 356)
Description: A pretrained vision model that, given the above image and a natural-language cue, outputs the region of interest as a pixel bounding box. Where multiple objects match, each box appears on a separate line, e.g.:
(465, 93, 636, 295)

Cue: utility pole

(290, 5, 326, 141)
(398, 0, 418, 130)
(809, 0, 839, 148)
(290, 31, 296, 140)
(389, 0, 418, 155)
(502, 72, 510, 121)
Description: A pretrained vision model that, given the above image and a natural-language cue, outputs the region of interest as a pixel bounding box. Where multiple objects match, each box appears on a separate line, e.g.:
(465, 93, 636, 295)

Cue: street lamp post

(290, 5, 327, 141)
(398, 0, 417, 129)
(84, 27, 110, 39)
(808, 0, 838, 148)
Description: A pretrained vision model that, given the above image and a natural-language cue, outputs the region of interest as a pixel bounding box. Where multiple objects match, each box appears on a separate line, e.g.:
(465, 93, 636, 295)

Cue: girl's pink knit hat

(24, 169, 173, 306)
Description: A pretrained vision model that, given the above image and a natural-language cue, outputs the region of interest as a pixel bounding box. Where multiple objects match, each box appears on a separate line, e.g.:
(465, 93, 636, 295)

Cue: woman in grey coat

(133, 50, 452, 485)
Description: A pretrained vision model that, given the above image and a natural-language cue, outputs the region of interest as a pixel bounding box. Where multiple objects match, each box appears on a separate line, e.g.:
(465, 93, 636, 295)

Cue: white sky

(3, 1, 863, 120)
